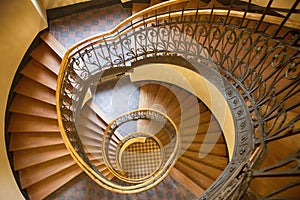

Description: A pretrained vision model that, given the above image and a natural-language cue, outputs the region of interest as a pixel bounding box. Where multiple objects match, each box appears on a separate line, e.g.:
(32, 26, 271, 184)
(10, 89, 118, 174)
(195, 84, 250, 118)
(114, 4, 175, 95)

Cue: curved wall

(0, 0, 47, 199)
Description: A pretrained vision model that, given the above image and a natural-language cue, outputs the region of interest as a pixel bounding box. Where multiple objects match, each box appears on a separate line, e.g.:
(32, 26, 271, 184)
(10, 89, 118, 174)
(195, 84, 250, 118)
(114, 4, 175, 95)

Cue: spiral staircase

(5, 0, 300, 199)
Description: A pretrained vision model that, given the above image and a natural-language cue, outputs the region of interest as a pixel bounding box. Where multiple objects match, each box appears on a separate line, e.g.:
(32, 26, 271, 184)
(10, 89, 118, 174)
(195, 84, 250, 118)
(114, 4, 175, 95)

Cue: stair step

(165, 86, 187, 111)
(90, 159, 106, 171)
(172, 104, 209, 125)
(88, 101, 123, 140)
(169, 167, 204, 196)
(181, 131, 225, 144)
(168, 94, 198, 119)
(150, 0, 163, 6)
(178, 156, 222, 180)
(19, 155, 76, 188)
(132, 3, 149, 15)
(139, 83, 151, 108)
(90, 160, 114, 179)
(146, 83, 161, 107)
(79, 135, 103, 147)
(8, 113, 59, 132)
(78, 117, 119, 147)
(81, 105, 107, 130)
(186, 0, 208, 8)
(174, 112, 211, 131)
(81, 145, 105, 154)
(14, 76, 56, 105)
(9, 132, 63, 151)
(13, 144, 70, 170)
(175, 161, 214, 190)
(40, 32, 66, 59)
(160, 85, 180, 109)
(86, 153, 105, 163)
(9, 94, 57, 119)
(176, 109, 211, 126)
(152, 84, 170, 106)
(26, 164, 82, 200)
(77, 125, 105, 142)
(185, 143, 228, 157)
(21, 59, 57, 90)
(181, 151, 228, 170)
(30, 43, 61, 75)
(78, 114, 104, 134)
(181, 120, 221, 134)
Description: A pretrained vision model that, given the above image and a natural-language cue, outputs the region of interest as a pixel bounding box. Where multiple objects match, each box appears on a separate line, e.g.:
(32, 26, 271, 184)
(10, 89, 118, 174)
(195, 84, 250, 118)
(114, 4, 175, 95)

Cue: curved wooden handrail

(56, 0, 300, 196)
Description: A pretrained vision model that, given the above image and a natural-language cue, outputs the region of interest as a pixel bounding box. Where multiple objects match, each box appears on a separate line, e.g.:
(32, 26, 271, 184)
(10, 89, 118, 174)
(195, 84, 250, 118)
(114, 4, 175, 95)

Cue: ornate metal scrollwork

(57, 1, 300, 198)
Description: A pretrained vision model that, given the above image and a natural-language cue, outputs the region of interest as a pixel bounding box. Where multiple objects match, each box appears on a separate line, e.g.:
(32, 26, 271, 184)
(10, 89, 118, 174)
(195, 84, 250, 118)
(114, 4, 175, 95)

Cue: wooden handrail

(56, 0, 300, 196)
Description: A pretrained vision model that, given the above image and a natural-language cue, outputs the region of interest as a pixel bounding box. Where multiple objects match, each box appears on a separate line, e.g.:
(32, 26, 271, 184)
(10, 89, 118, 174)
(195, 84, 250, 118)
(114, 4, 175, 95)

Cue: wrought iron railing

(57, 0, 300, 199)
(102, 109, 179, 189)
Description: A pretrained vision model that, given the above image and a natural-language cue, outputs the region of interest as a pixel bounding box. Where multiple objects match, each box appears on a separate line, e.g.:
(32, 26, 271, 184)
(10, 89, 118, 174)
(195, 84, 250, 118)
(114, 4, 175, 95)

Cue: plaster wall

(0, 0, 47, 199)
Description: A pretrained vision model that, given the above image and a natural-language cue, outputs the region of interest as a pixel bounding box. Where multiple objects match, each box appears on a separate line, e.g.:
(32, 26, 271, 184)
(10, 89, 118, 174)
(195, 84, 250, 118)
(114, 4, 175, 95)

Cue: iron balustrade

(57, 0, 300, 198)
(102, 109, 179, 188)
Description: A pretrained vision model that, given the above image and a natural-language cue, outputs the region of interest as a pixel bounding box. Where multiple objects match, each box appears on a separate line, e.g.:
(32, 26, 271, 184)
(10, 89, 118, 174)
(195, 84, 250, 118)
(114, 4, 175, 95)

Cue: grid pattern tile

(121, 138, 162, 179)
(49, 4, 131, 48)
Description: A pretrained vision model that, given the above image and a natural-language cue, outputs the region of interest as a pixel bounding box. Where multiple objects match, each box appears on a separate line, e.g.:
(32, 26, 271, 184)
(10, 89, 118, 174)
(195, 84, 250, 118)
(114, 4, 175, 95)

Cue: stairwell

(5, 0, 300, 199)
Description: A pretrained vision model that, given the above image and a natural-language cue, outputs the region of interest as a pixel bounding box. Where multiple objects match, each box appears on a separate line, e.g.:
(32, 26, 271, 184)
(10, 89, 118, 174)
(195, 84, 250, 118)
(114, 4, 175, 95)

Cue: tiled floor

(46, 173, 196, 200)
(49, 4, 131, 48)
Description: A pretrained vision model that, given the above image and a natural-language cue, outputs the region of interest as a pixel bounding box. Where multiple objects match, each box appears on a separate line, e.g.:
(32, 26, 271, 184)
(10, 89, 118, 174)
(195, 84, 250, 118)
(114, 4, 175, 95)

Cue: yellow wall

(0, 0, 47, 199)
(130, 64, 235, 159)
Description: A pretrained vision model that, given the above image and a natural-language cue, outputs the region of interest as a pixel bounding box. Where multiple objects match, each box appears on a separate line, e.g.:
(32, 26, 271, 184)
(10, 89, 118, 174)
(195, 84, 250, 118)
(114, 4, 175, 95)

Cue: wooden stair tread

(182, 151, 228, 170)
(166, 88, 189, 113)
(150, 0, 163, 6)
(139, 84, 150, 108)
(185, 143, 228, 157)
(186, 0, 208, 8)
(26, 165, 82, 200)
(169, 167, 204, 196)
(160, 85, 181, 110)
(14, 76, 56, 105)
(9, 94, 57, 119)
(21, 59, 57, 90)
(91, 161, 114, 179)
(175, 161, 214, 190)
(81, 105, 107, 130)
(19, 155, 76, 188)
(79, 135, 103, 147)
(9, 132, 63, 151)
(13, 144, 70, 170)
(30, 43, 61, 75)
(78, 114, 104, 134)
(178, 156, 223, 180)
(8, 113, 59, 132)
(172, 104, 208, 125)
(168, 94, 198, 119)
(40, 32, 66, 59)
(181, 131, 225, 144)
(88, 101, 123, 140)
(78, 119, 118, 147)
(132, 3, 149, 15)
(152, 84, 170, 106)
(145, 83, 161, 107)
(181, 120, 221, 134)
(78, 125, 105, 142)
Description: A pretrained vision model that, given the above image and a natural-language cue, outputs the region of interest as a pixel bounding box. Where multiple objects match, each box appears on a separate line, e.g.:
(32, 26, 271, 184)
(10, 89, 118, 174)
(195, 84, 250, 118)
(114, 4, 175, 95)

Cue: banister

(56, 0, 300, 198)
